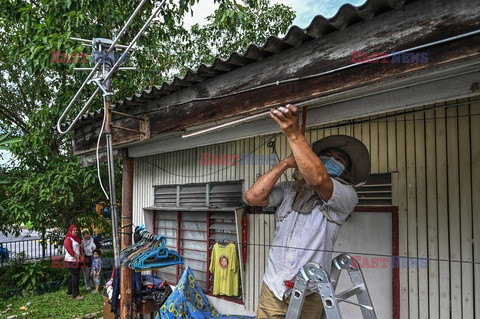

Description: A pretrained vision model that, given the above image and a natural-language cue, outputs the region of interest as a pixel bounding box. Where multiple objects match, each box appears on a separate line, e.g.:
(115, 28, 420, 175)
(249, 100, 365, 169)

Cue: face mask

(319, 156, 345, 177)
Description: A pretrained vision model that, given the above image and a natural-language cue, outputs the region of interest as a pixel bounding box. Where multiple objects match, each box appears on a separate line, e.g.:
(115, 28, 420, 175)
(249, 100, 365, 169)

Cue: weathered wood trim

(129, 68, 480, 158)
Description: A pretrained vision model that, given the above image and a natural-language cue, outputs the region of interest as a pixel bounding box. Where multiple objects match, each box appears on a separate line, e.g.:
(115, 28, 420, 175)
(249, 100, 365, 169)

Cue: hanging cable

(72, 99, 480, 141)
(138, 133, 282, 178)
(96, 97, 110, 200)
(236, 242, 480, 266)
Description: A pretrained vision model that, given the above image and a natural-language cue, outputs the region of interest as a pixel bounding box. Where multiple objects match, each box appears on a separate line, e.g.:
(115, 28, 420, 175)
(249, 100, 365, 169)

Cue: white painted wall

(333, 211, 393, 318)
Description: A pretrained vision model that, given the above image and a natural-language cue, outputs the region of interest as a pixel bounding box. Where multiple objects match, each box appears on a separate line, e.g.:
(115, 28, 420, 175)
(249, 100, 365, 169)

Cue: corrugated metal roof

(68, 0, 412, 128)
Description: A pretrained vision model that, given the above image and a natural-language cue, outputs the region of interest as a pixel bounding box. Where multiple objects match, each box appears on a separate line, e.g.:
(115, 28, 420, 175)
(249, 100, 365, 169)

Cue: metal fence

(0, 238, 63, 266)
(0, 236, 118, 268)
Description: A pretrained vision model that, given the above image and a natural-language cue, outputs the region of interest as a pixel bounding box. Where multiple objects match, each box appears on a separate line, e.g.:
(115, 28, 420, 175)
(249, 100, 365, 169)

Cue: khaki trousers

(256, 282, 324, 319)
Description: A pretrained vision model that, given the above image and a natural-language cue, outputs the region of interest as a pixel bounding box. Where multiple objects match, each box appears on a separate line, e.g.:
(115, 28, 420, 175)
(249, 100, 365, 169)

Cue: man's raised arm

(269, 104, 334, 201)
(245, 155, 296, 206)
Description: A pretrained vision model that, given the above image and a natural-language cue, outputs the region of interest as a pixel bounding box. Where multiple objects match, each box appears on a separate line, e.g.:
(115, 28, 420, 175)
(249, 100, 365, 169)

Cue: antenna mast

(56, 0, 167, 269)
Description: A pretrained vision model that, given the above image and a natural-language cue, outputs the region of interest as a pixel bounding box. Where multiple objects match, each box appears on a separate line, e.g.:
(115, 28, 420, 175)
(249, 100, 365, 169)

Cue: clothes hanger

(124, 233, 183, 270)
(122, 232, 165, 262)
(130, 241, 168, 266)
(217, 232, 235, 245)
(132, 250, 184, 271)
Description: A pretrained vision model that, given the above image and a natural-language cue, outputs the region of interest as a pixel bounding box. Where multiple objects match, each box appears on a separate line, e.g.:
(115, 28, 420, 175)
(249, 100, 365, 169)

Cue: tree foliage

(0, 0, 294, 236)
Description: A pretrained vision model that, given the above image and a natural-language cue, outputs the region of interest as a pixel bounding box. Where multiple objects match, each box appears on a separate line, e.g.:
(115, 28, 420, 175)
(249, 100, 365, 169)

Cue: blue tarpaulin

(157, 267, 254, 319)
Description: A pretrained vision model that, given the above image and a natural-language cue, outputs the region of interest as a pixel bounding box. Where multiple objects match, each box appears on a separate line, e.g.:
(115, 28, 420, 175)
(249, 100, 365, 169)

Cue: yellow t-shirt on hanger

(209, 242, 239, 296)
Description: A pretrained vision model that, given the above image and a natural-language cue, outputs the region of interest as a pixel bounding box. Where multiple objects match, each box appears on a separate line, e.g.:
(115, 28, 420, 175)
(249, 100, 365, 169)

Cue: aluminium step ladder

(285, 253, 377, 319)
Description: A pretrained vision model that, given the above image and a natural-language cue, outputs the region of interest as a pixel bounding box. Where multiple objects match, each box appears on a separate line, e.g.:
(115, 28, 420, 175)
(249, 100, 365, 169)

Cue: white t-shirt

(64, 237, 81, 262)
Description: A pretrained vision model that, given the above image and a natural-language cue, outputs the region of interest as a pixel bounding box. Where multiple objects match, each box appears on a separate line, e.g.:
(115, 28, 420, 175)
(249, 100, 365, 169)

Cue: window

(147, 181, 245, 301)
(153, 210, 244, 301)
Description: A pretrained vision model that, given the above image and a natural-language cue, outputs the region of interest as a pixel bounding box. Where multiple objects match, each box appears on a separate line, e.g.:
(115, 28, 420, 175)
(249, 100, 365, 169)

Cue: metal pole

(42, 232, 45, 259)
(120, 156, 134, 319)
(102, 63, 121, 270)
(105, 130, 121, 270)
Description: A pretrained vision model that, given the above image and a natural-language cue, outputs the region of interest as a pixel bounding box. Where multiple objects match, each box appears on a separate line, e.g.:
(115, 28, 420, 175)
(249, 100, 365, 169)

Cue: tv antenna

(56, 0, 167, 268)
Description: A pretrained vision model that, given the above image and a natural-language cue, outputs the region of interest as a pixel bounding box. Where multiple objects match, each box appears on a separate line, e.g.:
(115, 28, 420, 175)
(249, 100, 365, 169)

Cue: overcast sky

(184, 0, 367, 29)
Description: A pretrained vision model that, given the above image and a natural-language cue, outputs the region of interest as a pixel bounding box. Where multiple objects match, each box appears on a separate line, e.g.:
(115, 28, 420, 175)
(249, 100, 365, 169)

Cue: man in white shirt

(245, 104, 370, 318)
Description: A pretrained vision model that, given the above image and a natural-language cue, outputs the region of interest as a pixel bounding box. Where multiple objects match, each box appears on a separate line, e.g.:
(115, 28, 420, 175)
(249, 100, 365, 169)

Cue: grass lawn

(0, 287, 104, 319)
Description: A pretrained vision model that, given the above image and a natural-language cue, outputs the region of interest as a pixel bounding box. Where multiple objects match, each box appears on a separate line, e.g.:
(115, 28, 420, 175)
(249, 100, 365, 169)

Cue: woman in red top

(63, 225, 84, 300)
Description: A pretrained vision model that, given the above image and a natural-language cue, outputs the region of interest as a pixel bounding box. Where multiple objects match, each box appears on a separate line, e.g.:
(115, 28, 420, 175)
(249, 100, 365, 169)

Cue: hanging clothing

(158, 267, 253, 319)
(110, 266, 143, 315)
(209, 242, 239, 296)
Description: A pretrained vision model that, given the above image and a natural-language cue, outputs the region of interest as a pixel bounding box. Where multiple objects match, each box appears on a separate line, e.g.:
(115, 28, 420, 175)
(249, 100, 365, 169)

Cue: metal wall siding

(470, 99, 480, 318)
(132, 96, 480, 317)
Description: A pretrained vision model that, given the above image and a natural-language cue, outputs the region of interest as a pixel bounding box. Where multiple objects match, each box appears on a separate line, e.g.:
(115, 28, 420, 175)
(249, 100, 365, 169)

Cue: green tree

(0, 0, 294, 236)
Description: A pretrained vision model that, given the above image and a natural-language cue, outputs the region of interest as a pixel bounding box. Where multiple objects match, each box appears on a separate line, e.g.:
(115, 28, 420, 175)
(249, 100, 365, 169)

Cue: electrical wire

(96, 96, 110, 200)
(235, 242, 480, 266)
(71, 99, 480, 141)
(134, 101, 480, 179)
(97, 237, 480, 266)
(66, 28, 480, 138)
(138, 134, 282, 178)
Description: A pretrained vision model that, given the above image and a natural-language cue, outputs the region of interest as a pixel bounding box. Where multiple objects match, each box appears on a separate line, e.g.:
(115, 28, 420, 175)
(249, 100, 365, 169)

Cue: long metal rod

(182, 111, 271, 138)
(110, 124, 145, 134)
(336, 298, 374, 311)
(107, 0, 149, 52)
(105, 0, 166, 79)
(182, 103, 307, 138)
(57, 86, 101, 134)
(111, 110, 144, 120)
(70, 36, 93, 44)
(106, 130, 121, 269)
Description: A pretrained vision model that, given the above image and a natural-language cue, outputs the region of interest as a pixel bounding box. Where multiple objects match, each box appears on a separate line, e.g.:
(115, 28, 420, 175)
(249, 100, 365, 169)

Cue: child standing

(90, 249, 102, 294)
